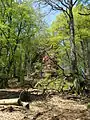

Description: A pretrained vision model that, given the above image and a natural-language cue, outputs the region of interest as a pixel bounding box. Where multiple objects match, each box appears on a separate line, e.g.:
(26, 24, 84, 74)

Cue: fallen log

(0, 98, 29, 109)
(0, 98, 19, 105)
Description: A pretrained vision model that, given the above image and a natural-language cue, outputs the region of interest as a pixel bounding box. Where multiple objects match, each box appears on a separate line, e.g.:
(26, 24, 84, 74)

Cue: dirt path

(0, 95, 89, 120)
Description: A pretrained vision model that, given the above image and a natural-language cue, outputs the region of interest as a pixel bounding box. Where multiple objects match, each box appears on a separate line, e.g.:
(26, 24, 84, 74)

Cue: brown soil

(0, 92, 89, 120)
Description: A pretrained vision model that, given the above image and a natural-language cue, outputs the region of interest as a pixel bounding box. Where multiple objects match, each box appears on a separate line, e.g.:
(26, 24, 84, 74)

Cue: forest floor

(0, 89, 89, 120)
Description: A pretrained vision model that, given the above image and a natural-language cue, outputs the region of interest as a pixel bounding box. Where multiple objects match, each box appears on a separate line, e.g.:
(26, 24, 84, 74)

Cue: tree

(37, 0, 79, 77)
(77, 0, 90, 91)
(0, 0, 44, 87)
(50, 5, 90, 93)
(50, 13, 71, 73)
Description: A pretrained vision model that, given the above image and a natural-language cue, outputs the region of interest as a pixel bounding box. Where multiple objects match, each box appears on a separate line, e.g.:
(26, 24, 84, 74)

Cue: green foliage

(0, 0, 90, 95)
(87, 103, 90, 109)
(0, 0, 48, 87)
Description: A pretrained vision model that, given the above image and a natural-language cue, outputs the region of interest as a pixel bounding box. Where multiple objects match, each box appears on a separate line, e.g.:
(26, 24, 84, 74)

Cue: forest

(0, 0, 90, 120)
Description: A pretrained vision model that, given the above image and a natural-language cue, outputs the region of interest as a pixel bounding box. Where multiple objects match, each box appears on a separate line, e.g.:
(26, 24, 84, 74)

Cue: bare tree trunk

(69, 1, 78, 75)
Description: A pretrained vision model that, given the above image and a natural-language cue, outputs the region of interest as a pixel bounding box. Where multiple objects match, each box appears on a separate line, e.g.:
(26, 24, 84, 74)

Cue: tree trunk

(86, 39, 90, 91)
(18, 50, 24, 82)
(13, 60, 16, 77)
(80, 40, 87, 73)
(24, 52, 28, 75)
(69, 1, 78, 75)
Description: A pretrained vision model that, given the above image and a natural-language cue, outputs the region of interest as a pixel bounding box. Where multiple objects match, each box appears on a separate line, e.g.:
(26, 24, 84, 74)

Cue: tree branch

(44, 0, 66, 11)
(79, 12, 90, 16)
(73, 0, 78, 6)
(58, 0, 69, 8)
(64, 0, 70, 6)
